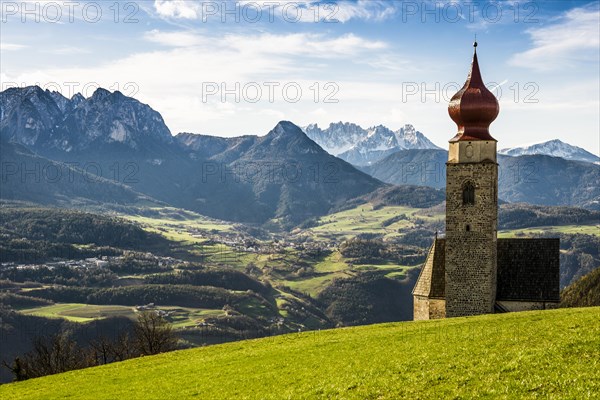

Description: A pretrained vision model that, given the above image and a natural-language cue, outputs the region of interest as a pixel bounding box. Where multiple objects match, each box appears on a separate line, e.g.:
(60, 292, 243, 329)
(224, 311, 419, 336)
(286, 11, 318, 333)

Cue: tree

(89, 331, 138, 364)
(3, 312, 179, 381)
(2, 357, 27, 382)
(111, 331, 138, 362)
(133, 311, 177, 355)
(4, 331, 93, 381)
(89, 335, 118, 365)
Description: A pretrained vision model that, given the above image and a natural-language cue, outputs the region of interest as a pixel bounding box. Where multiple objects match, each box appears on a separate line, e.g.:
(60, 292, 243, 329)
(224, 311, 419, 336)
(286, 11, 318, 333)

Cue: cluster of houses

(134, 303, 171, 317)
(0, 253, 182, 272)
(1, 257, 109, 271)
(162, 219, 336, 257)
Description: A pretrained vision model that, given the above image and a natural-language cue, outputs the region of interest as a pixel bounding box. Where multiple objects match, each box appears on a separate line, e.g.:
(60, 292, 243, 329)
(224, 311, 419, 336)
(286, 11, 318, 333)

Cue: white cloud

(0, 43, 27, 51)
(1, 29, 395, 136)
(510, 5, 600, 71)
(333, 0, 397, 23)
(45, 46, 91, 55)
(145, 30, 386, 57)
(153, 0, 200, 19)
(221, 32, 387, 56)
(153, 0, 397, 23)
(144, 30, 210, 47)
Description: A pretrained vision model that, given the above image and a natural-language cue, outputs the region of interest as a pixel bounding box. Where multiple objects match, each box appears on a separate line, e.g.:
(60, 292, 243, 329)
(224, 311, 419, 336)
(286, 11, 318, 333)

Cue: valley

(2, 197, 597, 384)
(1, 85, 598, 387)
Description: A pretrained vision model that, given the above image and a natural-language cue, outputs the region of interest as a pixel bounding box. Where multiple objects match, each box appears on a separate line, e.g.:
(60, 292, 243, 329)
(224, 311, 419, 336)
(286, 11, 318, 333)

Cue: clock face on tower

(466, 144, 474, 158)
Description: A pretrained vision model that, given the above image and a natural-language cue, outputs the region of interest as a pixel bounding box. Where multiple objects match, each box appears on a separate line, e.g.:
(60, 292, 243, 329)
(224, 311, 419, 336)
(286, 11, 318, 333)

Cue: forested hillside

(561, 267, 600, 308)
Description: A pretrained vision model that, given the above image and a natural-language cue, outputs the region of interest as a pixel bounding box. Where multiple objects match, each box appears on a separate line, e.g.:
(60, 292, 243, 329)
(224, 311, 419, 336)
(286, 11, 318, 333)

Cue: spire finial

(474, 34, 478, 52)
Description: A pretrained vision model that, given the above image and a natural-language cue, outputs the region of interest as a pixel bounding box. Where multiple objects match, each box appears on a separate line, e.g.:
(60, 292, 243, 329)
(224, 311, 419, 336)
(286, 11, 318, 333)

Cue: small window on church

(462, 182, 475, 205)
(466, 224, 471, 232)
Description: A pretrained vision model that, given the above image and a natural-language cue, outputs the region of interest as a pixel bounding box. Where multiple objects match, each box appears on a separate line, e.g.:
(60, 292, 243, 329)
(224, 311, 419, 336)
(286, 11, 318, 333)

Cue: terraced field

(300, 203, 443, 241)
(19, 303, 225, 327)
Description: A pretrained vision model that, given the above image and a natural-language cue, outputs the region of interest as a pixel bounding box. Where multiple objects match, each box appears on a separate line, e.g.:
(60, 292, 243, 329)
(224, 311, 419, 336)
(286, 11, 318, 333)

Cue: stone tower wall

(445, 161, 498, 317)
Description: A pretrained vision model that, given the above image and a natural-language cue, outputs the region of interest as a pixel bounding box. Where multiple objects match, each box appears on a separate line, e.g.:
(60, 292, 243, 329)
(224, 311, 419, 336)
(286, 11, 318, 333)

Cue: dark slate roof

(496, 238, 560, 302)
(413, 238, 560, 303)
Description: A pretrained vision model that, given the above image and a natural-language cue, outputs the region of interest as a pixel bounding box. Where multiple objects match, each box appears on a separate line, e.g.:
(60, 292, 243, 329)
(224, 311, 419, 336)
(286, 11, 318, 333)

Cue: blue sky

(1, 0, 599, 154)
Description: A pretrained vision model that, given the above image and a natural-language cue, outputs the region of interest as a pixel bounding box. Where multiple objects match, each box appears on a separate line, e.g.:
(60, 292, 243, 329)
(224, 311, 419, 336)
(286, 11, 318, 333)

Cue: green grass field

(499, 224, 600, 238)
(2, 307, 598, 399)
(122, 207, 234, 245)
(20, 303, 113, 322)
(19, 303, 225, 328)
(302, 203, 438, 241)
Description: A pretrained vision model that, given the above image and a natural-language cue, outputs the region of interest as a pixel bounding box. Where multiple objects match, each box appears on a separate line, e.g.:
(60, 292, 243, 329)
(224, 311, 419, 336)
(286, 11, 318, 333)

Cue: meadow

(1, 307, 598, 399)
(499, 224, 600, 237)
(302, 203, 443, 241)
(19, 303, 224, 328)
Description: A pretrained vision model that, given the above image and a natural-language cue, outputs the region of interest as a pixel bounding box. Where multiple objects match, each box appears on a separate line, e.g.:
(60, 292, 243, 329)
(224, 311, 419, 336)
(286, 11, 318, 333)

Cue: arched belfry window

(462, 182, 475, 205)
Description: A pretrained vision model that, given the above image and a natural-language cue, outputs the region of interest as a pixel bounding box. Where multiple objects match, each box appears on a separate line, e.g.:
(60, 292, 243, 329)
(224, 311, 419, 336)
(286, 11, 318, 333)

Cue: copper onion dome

(448, 42, 499, 141)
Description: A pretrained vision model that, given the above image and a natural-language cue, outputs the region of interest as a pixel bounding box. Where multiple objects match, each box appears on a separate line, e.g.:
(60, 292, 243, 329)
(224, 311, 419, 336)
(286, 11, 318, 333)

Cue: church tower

(445, 42, 500, 317)
(413, 43, 559, 321)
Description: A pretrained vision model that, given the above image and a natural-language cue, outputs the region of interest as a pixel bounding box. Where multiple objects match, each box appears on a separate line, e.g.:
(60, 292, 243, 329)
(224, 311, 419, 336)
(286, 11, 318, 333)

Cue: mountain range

(1, 86, 598, 223)
(0, 87, 381, 226)
(303, 122, 440, 166)
(499, 139, 600, 164)
(303, 122, 600, 167)
(361, 150, 600, 210)
(0, 139, 156, 208)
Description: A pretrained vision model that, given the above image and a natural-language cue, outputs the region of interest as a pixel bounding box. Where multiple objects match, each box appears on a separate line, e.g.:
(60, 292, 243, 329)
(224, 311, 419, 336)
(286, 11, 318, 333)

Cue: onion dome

(448, 42, 499, 141)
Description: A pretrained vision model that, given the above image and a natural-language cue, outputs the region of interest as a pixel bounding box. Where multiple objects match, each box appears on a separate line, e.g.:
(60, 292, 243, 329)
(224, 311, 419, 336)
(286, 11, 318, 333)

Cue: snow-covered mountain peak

(303, 121, 440, 165)
(499, 139, 599, 164)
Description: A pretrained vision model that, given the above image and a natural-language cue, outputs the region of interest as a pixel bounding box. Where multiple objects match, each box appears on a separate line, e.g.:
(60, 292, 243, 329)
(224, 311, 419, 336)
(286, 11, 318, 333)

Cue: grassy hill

(1, 307, 598, 399)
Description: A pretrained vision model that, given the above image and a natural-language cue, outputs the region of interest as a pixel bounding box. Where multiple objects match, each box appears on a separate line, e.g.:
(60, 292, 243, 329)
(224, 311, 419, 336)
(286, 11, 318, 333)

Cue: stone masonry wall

(413, 296, 430, 320)
(429, 299, 446, 319)
(413, 297, 446, 320)
(445, 161, 498, 317)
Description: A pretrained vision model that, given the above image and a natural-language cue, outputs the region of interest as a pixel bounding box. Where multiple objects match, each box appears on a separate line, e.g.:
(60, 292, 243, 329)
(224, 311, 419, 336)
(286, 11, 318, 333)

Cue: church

(412, 43, 560, 320)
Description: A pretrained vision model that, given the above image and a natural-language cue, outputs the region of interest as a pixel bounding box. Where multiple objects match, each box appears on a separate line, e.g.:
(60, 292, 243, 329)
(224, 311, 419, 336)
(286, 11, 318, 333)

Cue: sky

(1, 0, 599, 154)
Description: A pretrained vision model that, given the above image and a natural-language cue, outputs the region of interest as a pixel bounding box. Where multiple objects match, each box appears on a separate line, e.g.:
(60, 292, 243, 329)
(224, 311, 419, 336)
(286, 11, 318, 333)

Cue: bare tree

(111, 331, 137, 362)
(3, 314, 178, 381)
(4, 332, 93, 381)
(89, 335, 115, 365)
(133, 311, 177, 356)
(89, 331, 139, 364)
